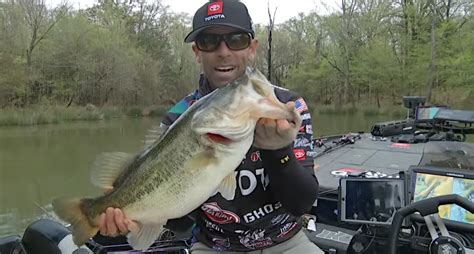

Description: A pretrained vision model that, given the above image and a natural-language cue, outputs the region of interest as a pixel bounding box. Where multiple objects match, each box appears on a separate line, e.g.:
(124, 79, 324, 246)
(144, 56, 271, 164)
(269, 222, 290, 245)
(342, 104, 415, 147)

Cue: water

(0, 112, 471, 237)
(0, 118, 156, 237)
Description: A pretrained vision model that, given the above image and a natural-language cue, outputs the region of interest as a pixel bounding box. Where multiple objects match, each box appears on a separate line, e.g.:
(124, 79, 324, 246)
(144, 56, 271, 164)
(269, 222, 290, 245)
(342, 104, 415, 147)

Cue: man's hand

(253, 101, 302, 150)
(99, 207, 138, 237)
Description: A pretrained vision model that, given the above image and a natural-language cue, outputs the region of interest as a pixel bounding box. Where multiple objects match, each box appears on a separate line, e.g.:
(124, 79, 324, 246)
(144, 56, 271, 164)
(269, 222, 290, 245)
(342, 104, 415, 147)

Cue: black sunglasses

(195, 32, 252, 52)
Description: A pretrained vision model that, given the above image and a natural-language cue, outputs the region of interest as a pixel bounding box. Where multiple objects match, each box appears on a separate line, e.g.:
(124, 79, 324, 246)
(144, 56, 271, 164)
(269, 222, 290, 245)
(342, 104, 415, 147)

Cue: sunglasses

(195, 32, 252, 52)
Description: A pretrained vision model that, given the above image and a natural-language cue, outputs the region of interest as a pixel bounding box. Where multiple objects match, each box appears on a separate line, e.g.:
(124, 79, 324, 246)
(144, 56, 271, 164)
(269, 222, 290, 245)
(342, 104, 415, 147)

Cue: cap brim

(184, 24, 254, 43)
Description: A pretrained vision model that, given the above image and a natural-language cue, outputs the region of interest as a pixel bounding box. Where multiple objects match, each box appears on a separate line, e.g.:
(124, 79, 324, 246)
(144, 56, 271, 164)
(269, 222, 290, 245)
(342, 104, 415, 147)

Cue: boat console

(309, 165, 474, 254)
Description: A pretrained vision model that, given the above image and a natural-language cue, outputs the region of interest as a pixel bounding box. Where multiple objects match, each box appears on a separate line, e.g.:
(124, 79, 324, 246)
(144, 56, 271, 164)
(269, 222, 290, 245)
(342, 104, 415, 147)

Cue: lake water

(0, 112, 471, 237)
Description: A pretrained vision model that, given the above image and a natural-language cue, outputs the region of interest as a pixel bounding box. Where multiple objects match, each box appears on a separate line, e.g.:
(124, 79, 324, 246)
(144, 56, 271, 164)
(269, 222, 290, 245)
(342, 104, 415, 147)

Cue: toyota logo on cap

(208, 1, 223, 16)
(209, 4, 220, 11)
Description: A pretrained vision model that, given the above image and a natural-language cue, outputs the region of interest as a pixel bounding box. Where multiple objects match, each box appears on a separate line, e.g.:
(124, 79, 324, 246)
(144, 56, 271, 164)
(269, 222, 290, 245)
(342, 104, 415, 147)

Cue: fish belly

(122, 164, 232, 224)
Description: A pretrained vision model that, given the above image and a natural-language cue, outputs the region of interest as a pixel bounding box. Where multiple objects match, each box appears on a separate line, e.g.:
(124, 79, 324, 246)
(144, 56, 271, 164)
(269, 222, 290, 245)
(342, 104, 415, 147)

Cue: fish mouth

(198, 121, 255, 145)
(206, 133, 233, 144)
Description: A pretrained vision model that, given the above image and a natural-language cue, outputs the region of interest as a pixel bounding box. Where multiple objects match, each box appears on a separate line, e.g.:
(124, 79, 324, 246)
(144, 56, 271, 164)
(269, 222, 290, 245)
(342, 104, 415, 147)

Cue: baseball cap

(184, 0, 255, 43)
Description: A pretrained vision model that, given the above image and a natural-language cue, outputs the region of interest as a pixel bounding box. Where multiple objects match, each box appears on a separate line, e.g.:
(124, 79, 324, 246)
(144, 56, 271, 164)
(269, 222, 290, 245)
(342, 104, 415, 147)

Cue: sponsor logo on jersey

(294, 137, 311, 147)
(243, 202, 282, 223)
(202, 202, 240, 224)
(238, 229, 273, 249)
(293, 149, 306, 160)
(277, 222, 298, 238)
(204, 219, 225, 233)
(271, 213, 291, 225)
(212, 237, 230, 250)
(250, 151, 261, 162)
(301, 113, 311, 121)
(237, 168, 269, 195)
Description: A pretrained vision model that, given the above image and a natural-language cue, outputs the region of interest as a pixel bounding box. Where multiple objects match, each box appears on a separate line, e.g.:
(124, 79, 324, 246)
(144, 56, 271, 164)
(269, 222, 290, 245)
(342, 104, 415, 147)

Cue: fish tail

(52, 197, 98, 246)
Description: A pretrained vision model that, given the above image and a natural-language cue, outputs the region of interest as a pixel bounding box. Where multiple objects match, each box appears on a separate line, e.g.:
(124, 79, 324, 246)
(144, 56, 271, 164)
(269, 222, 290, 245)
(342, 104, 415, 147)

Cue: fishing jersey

(161, 75, 317, 251)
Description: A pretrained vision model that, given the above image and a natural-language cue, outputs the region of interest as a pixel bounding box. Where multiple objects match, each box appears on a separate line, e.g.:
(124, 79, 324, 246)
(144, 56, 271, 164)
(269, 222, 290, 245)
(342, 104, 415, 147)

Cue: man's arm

(261, 146, 318, 216)
(255, 95, 319, 216)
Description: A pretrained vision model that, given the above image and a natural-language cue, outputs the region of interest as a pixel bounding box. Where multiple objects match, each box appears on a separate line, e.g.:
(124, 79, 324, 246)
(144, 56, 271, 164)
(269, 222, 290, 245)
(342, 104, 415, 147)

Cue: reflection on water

(0, 209, 19, 237)
(0, 112, 471, 237)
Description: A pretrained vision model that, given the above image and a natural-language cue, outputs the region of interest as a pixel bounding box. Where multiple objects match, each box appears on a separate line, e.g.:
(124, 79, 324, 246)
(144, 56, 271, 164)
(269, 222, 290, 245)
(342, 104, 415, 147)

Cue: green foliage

(278, 0, 473, 107)
(148, 105, 169, 117)
(362, 106, 406, 118)
(100, 106, 124, 119)
(0, 106, 108, 126)
(0, 0, 200, 110)
(125, 107, 143, 117)
(362, 106, 380, 116)
(0, 0, 472, 126)
(317, 105, 358, 115)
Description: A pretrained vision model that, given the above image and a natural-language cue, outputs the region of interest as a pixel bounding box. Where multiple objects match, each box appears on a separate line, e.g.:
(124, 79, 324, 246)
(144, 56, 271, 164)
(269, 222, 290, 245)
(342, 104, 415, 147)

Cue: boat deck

(313, 133, 474, 193)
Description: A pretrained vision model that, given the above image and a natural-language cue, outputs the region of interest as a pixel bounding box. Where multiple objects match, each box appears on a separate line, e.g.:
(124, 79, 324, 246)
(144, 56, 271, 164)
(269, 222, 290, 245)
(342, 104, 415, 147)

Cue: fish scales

(83, 94, 214, 222)
(87, 111, 205, 218)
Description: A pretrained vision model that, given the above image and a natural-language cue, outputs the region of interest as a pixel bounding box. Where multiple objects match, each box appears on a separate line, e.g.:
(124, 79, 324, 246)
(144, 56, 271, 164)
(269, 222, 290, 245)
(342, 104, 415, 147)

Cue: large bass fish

(52, 69, 301, 250)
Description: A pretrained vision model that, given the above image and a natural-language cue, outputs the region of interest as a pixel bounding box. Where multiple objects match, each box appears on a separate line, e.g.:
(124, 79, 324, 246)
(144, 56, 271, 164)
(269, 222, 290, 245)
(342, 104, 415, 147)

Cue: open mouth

(206, 133, 233, 144)
(215, 67, 234, 72)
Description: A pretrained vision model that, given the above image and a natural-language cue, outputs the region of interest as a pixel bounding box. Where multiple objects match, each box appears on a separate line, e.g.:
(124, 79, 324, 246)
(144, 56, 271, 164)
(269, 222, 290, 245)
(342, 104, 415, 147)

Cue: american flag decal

(295, 98, 308, 113)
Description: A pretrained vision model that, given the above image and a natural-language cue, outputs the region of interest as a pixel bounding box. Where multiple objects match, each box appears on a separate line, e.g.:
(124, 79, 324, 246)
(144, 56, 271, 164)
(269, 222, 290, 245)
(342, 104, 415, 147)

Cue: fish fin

(127, 222, 165, 250)
(184, 150, 217, 173)
(218, 172, 237, 200)
(142, 125, 166, 149)
(90, 152, 135, 190)
(52, 197, 98, 246)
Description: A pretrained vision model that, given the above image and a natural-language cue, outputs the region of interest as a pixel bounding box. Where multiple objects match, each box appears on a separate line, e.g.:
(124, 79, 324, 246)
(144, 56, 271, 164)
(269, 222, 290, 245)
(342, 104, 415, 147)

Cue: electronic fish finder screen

(415, 106, 447, 122)
(340, 178, 406, 226)
(411, 166, 474, 225)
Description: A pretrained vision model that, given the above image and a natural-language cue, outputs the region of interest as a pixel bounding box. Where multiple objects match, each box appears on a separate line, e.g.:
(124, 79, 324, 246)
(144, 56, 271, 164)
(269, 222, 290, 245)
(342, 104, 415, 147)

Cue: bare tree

(266, 1, 277, 82)
(427, 0, 438, 102)
(19, 0, 64, 66)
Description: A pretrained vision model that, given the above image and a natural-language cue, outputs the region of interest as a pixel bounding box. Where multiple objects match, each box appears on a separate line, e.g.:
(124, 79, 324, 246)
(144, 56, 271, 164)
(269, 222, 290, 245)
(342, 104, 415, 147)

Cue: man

(99, 1, 322, 253)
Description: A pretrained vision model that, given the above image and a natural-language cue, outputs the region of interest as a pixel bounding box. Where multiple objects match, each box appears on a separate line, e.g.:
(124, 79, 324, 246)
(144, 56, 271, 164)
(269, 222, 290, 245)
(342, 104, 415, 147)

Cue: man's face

(192, 26, 258, 89)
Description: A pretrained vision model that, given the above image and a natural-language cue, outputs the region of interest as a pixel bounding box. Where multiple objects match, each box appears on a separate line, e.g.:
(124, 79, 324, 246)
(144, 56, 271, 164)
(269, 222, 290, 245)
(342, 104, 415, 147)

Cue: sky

(47, 0, 337, 25)
(161, 0, 337, 24)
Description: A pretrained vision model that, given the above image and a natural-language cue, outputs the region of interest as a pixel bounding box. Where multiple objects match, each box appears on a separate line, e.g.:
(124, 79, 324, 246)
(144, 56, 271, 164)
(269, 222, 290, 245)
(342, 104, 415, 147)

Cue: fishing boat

(308, 96, 474, 253)
(1, 96, 473, 253)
